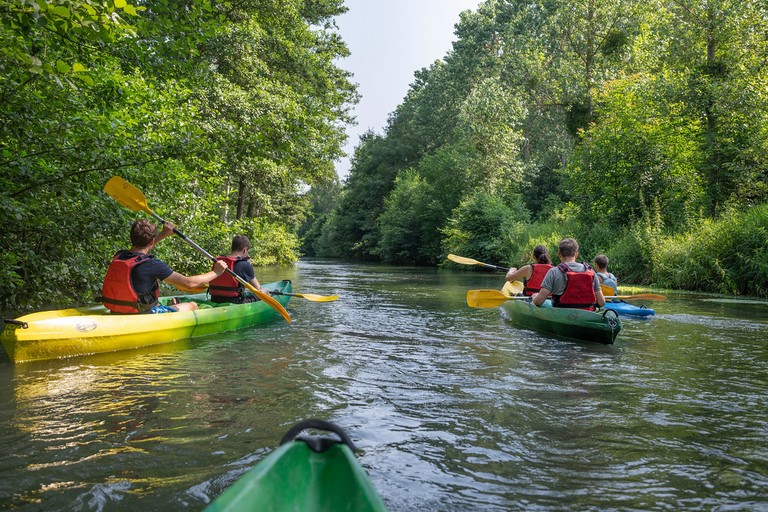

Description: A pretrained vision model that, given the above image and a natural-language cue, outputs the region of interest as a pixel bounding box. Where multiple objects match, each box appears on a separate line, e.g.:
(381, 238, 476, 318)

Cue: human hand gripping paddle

(104, 176, 292, 323)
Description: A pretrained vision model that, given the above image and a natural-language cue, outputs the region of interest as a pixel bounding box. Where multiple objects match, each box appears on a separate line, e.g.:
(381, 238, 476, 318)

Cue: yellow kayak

(1, 280, 292, 363)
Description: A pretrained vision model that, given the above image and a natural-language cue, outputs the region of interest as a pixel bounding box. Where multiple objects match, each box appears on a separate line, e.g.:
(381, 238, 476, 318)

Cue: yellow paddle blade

(448, 254, 483, 266)
(104, 176, 153, 214)
(600, 283, 618, 296)
(503, 280, 524, 297)
(295, 293, 338, 302)
(466, 289, 530, 308)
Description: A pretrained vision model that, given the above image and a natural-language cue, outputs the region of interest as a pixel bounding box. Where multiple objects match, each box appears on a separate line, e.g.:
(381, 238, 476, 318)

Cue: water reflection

(1, 261, 767, 511)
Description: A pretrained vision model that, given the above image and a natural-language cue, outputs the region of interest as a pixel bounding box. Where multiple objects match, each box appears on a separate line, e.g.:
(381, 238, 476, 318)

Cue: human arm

(594, 275, 606, 307)
(532, 287, 551, 307)
(163, 260, 227, 292)
(235, 259, 263, 292)
(155, 222, 176, 244)
(505, 265, 532, 283)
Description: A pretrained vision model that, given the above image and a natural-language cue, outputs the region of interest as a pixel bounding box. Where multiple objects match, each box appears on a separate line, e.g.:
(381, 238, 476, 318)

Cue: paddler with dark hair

(504, 244, 554, 296)
(532, 238, 605, 310)
(208, 234, 265, 304)
(102, 219, 227, 313)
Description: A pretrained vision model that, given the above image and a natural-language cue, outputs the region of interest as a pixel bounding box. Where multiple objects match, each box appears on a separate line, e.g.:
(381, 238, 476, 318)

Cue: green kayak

(500, 299, 622, 344)
(205, 419, 388, 512)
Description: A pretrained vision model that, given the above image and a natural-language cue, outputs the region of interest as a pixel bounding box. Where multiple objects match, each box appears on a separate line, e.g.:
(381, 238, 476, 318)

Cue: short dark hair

(558, 238, 579, 258)
(232, 234, 251, 252)
(594, 254, 609, 269)
(130, 219, 157, 248)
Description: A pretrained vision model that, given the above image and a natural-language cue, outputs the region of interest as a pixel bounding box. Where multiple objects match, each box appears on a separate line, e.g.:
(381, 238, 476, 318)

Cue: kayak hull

(602, 300, 655, 317)
(1, 280, 292, 363)
(205, 422, 387, 512)
(500, 299, 622, 344)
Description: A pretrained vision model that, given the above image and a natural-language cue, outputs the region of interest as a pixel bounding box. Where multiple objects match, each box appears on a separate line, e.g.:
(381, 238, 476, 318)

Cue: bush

(651, 204, 768, 296)
(442, 191, 531, 266)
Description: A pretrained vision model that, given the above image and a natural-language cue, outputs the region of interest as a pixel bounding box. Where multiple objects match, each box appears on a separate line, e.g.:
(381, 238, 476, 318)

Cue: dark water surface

(1, 260, 767, 511)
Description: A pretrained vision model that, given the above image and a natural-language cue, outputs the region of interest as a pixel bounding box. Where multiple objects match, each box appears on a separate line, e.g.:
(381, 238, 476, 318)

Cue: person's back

(533, 238, 605, 310)
(102, 219, 226, 313)
(209, 234, 262, 304)
(593, 254, 618, 296)
(506, 244, 554, 296)
(551, 261, 598, 310)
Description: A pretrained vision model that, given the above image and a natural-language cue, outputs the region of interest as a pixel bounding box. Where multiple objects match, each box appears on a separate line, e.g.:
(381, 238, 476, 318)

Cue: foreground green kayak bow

(205, 419, 388, 512)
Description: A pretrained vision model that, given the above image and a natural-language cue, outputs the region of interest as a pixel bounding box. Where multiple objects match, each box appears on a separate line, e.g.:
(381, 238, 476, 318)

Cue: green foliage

(0, 0, 357, 313)
(651, 205, 768, 296)
(375, 170, 443, 264)
(567, 73, 706, 229)
(298, 178, 342, 257)
(442, 190, 530, 266)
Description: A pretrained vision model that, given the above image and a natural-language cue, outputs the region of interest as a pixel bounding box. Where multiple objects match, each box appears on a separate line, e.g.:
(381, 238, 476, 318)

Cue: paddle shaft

(604, 294, 665, 300)
(104, 176, 291, 323)
(148, 211, 291, 319)
(447, 254, 509, 272)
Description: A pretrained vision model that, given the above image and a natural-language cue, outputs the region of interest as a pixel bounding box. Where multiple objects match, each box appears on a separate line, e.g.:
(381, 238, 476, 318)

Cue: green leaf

(56, 60, 71, 73)
(75, 74, 95, 86)
(72, 62, 87, 73)
(114, 0, 127, 8)
(51, 5, 70, 18)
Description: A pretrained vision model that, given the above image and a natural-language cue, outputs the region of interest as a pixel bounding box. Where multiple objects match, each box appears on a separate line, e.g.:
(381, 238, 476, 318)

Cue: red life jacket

(523, 263, 553, 296)
(552, 262, 597, 310)
(101, 252, 158, 314)
(208, 256, 245, 300)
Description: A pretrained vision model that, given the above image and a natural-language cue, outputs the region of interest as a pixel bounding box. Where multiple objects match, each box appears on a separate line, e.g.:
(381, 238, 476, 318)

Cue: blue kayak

(602, 300, 655, 317)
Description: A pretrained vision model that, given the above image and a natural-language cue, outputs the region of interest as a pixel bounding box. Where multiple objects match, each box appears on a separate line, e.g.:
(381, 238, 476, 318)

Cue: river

(1, 259, 767, 511)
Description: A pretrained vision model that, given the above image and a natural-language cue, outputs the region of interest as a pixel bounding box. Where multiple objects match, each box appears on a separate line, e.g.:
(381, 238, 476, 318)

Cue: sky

(333, 0, 481, 179)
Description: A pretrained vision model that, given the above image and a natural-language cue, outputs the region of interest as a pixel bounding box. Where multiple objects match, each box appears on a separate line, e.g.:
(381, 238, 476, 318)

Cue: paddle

(467, 289, 665, 308)
(600, 283, 665, 301)
(447, 254, 509, 272)
(466, 289, 530, 308)
(270, 290, 339, 302)
(104, 176, 291, 323)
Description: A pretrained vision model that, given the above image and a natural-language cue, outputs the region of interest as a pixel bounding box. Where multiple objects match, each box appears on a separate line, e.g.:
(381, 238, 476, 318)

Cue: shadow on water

(1, 259, 767, 511)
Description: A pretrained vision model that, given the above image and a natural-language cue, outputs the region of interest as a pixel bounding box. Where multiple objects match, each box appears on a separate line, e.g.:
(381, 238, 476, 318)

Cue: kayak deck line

(1, 280, 292, 363)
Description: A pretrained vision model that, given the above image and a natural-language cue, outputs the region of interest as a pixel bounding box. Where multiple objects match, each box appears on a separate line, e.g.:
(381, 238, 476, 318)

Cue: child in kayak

(593, 254, 619, 297)
(209, 234, 265, 304)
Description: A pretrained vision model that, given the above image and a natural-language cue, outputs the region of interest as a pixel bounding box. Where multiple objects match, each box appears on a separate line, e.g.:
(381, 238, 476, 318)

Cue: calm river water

(1, 259, 767, 511)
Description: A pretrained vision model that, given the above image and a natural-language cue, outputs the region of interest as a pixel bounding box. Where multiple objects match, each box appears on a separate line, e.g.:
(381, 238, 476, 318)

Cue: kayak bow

(205, 419, 388, 512)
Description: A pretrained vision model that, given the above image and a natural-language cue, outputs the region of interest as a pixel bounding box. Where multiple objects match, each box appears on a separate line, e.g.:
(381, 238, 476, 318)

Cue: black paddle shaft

(148, 212, 250, 290)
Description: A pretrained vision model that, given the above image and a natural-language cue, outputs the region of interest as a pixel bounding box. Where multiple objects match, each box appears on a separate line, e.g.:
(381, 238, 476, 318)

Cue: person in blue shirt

(593, 254, 619, 296)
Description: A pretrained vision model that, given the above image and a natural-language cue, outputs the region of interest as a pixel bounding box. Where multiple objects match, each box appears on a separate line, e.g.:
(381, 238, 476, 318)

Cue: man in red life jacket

(209, 234, 264, 304)
(505, 244, 554, 296)
(101, 219, 227, 314)
(532, 238, 606, 310)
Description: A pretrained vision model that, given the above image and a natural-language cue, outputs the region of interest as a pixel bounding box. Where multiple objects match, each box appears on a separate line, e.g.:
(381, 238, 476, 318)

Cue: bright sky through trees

(334, 0, 480, 179)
